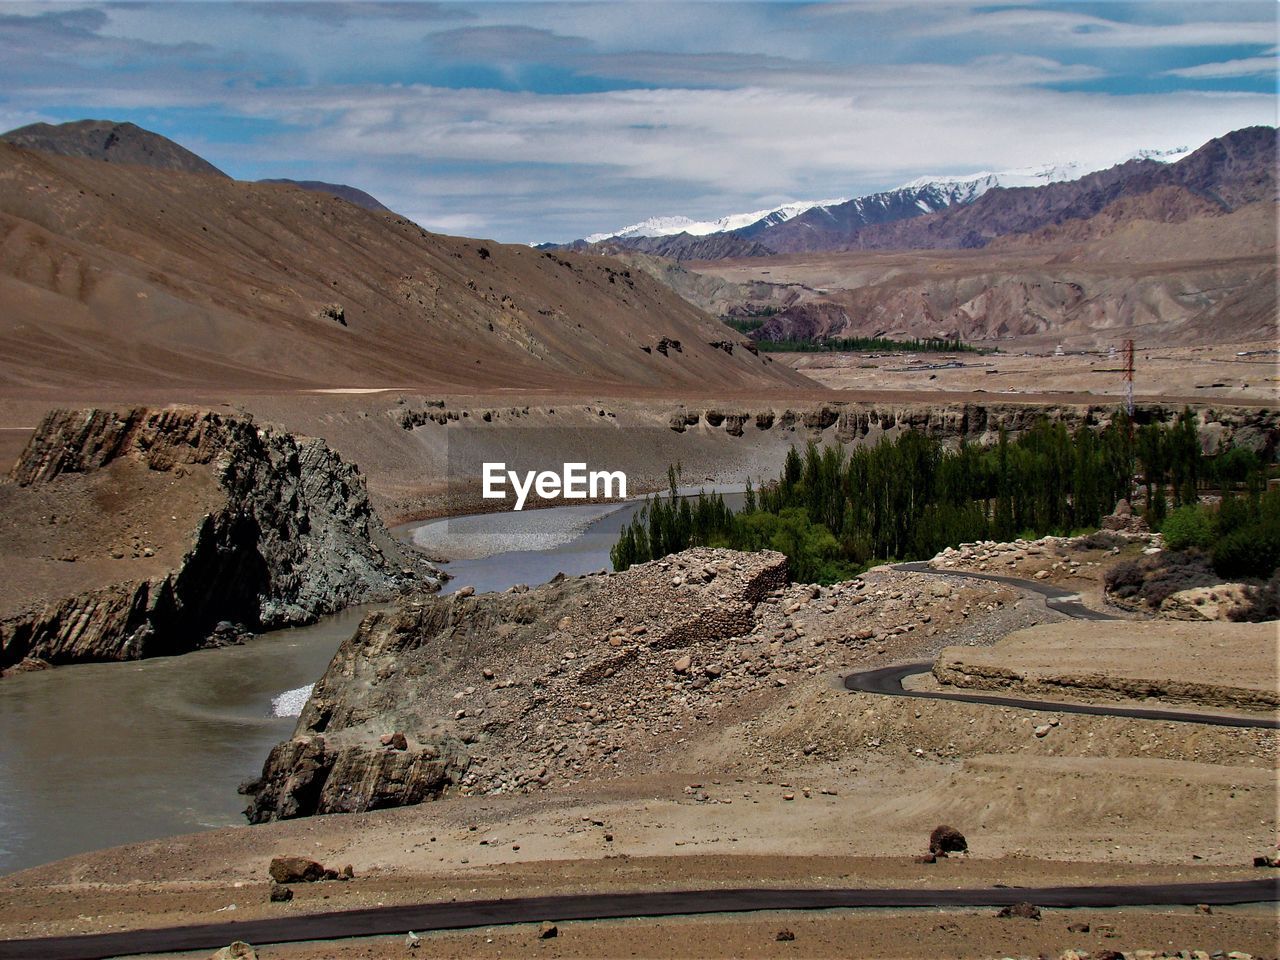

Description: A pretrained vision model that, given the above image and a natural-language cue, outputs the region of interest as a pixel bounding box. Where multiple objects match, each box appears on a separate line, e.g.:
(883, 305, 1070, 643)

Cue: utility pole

(1123, 338, 1134, 418)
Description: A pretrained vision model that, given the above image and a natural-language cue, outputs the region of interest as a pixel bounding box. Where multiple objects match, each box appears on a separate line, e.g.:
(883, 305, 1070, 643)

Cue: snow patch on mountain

(899, 146, 1192, 203)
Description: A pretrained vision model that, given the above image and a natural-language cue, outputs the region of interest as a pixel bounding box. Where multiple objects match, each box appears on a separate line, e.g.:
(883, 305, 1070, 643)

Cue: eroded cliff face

(664, 400, 1279, 455)
(244, 548, 790, 822)
(0, 407, 439, 671)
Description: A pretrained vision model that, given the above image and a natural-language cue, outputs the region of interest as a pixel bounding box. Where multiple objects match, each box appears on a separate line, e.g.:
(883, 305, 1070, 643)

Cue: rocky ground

(243, 548, 1045, 821)
(931, 526, 1278, 623)
(928, 529, 1149, 611)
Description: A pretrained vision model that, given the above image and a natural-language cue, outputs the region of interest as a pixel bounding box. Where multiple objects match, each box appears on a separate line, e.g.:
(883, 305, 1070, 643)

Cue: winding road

(847, 562, 1280, 730)
(890, 560, 1120, 621)
(4, 562, 1276, 960)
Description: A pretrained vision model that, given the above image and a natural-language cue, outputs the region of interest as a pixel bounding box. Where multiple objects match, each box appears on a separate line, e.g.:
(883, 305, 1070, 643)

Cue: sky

(0, 1, 1275, 243)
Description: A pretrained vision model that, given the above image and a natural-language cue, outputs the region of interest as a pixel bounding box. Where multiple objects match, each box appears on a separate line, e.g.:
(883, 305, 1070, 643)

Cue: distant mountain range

(559, 142, 1269, 261)
(605, 127, 1275, 349)
(584, 197, 850, 243)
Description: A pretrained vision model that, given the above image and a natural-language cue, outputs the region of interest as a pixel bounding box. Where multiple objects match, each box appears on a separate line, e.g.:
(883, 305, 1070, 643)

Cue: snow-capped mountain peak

(585, 197, 848, 244)
(579, 143, 1196, 244)
(898, 146, 1193, 205)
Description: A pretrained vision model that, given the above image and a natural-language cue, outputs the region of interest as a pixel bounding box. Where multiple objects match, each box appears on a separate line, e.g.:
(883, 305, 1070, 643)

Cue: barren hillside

(0, 142, 807, 395)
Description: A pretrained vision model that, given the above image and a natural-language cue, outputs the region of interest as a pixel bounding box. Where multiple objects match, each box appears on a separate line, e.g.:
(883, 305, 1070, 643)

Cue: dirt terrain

(0, 143, 804, 397)
(0, 127, 1276, 960)
(0, 455, 222, 617)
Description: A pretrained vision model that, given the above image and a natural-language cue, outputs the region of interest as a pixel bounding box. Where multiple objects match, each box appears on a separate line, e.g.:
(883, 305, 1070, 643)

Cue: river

(0, 489, 741, 874)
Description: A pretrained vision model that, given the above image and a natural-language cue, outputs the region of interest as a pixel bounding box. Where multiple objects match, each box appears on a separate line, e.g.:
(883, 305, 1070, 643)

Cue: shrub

(1212, 521, 1280, 580)
(1078, 530, 1126, 551)
(1103, 558, 1145, 599)
(1160, 505, 1215, 551)
(1104, 550, 1219, 607)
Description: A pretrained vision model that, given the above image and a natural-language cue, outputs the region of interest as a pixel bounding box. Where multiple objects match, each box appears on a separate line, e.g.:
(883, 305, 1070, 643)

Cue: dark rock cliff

(1, 407, 439, 671)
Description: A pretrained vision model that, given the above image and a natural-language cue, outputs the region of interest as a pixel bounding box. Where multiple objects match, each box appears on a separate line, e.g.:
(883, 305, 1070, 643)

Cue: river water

(0, 490, 742, 875)
(0, 608, 368, 874)
(406, 487, 743, 595)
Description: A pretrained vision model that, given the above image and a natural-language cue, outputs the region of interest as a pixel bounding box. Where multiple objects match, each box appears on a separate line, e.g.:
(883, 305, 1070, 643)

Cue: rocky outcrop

(1100, 499, 1150, 534)
(1, 408, 439, 671)
(245, 734, 461, 823)
(1160, 583, 1253, 621)
(245, 548, 790, 822)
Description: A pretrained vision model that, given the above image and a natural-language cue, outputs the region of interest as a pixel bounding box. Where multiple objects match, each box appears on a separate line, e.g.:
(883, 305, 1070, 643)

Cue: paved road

(844, 661, 1280, 729)
(890, 560, 1119, 620)
(851, 562, 1278, 730)
(3, 880, 1277, 960)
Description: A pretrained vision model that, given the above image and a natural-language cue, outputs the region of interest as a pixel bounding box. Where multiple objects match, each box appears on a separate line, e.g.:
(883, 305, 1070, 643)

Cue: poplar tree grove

(611, 408, 1275, 584)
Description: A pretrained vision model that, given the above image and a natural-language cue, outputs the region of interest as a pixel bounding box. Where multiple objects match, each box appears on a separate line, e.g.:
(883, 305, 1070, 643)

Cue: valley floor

(780, 340, 1279, 404)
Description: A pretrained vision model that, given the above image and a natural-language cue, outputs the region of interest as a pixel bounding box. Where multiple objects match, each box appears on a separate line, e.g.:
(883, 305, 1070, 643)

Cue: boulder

(269, 883, 293, 902)
(268, 856, 326, 884)
(928, 824, 968, 856)
(210, 944, 257, 960)
(1100, 499, 1150, 534)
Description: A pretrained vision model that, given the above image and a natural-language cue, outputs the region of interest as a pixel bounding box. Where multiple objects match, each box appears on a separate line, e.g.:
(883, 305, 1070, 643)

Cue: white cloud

(1165, 56, 1278, 79)
(1, 2, 1275, 242)
(917, 8, 1276, 48)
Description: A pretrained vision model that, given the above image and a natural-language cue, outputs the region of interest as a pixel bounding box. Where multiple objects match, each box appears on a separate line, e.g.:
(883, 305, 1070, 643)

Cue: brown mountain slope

(987, 186, 1224, 249)
(0, 143, 807, 394)
(1047, 200, 1277, 265)
(1, 120, 228, 179)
